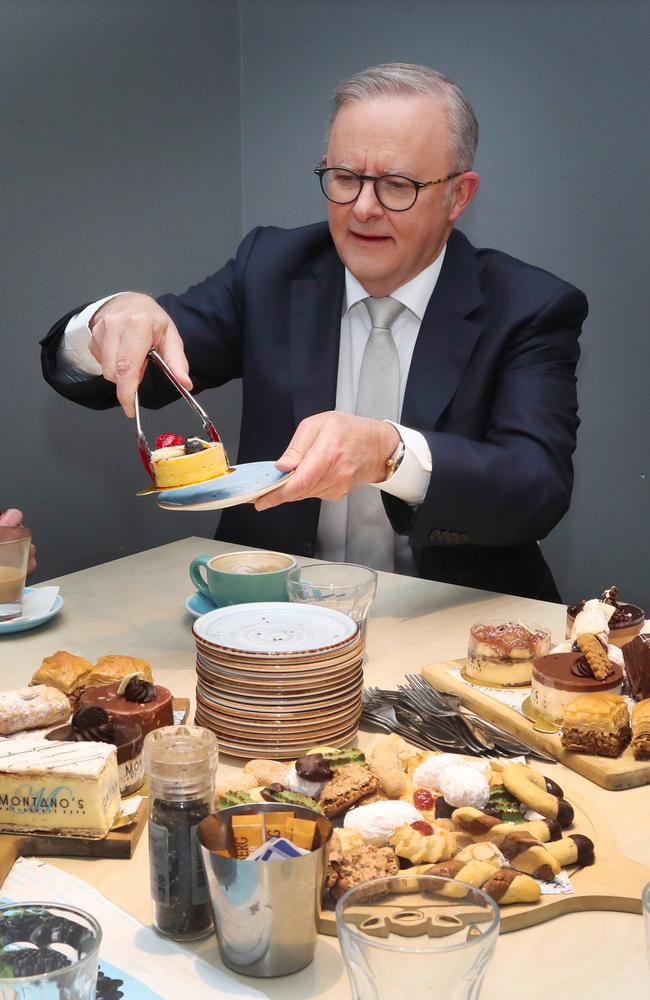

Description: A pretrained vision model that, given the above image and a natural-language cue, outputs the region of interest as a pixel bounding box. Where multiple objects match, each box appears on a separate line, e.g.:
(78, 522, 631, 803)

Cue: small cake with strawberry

(151, 432, 229, 489)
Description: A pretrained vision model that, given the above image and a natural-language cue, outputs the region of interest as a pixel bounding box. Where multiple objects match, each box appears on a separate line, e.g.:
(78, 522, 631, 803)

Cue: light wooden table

(2, 538, 648, 997)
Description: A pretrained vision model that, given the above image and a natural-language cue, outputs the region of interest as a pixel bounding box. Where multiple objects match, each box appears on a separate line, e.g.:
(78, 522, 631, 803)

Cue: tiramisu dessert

(566, 586, 645, 648)
(46, 706, 144, 796)
(78, 673, 173, 737)
(531, 638, 624, 727)
(560, 692, 631, 757)
(622, 633, 650, 700)
(151, 432, 229, 489)
(466, 622, 551, 687)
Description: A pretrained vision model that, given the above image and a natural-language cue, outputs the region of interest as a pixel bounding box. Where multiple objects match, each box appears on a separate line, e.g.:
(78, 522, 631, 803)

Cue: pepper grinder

(143, 725, 218, 939)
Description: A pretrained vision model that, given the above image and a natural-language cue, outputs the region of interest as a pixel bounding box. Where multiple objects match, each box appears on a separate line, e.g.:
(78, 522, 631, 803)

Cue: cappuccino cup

(189, 550, 298, 608)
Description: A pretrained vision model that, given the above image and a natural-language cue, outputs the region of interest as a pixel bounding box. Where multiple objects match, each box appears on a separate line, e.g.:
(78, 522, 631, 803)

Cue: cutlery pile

(361, 674, 556, 762)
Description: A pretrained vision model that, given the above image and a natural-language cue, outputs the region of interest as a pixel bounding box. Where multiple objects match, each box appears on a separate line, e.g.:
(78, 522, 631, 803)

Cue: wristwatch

(385, 439, 406, 479)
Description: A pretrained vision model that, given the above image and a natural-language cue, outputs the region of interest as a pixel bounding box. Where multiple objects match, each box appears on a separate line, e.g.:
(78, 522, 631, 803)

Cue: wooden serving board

(317, 786, 650, 935)
(421, 660, 650, 791)
(0, 698, 190, 888)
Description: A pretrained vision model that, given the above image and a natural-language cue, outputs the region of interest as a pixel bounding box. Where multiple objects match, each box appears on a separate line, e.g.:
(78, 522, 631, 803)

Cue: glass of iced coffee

(0, 524, 32, 621)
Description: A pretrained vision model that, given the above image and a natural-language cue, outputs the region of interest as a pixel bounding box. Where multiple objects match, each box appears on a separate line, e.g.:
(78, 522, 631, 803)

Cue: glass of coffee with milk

(0, 524, 32, 620)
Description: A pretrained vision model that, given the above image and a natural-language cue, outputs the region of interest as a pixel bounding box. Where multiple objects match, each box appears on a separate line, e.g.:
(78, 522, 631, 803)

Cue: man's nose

(352, 179, 384, 221)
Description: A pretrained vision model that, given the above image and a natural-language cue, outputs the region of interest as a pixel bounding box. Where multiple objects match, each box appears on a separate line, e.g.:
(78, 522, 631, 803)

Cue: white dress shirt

(58, 246, 445, 573)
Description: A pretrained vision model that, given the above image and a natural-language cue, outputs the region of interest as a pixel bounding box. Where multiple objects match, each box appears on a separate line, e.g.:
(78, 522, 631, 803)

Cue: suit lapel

(290, 244, 345, 427)
(401, 230, 484, 429)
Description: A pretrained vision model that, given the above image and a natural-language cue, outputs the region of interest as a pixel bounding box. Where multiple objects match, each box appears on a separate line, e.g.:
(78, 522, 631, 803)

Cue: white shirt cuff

(57, 293, 124, 379)
(371, 421, 432, 505)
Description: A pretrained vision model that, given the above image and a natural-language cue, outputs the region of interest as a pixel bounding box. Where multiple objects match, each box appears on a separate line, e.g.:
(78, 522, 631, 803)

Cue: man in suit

(41, 63, 587, 600)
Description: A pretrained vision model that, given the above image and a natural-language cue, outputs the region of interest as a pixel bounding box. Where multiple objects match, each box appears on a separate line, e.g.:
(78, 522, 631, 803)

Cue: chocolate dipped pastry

(467, 622, 551, 687)
(631, 699, 650, 760)
(623, 634, 650, 700)
(530, 650, 623, 727)
(78, 674, 173, 738)
(46, 706, 144, 795)
(560, 692, 631, 758)
(566, 587, 645, 648)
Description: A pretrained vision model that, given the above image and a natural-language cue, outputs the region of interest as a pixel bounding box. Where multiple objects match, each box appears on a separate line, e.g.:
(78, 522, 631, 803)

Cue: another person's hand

(0, 508, 37, 574)
(254, 412, 400, 511)
(89, 292, 192, 417)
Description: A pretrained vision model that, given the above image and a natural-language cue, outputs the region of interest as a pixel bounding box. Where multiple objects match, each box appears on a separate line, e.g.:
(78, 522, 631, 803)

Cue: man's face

(325, 95, 477, 296)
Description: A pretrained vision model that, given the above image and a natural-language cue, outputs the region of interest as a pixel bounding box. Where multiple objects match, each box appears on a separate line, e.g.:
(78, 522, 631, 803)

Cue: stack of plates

(192, 602, 364, 758)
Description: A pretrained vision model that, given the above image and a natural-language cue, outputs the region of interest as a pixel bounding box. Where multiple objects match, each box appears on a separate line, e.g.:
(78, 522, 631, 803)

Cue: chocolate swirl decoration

(570, 656, 597, 679)
(70, 706, 115, 743)
(123, 677, 156, 703)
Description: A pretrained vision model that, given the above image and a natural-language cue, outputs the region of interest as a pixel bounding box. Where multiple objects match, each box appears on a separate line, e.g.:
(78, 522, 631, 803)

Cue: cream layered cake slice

(0, 738, 120, 839)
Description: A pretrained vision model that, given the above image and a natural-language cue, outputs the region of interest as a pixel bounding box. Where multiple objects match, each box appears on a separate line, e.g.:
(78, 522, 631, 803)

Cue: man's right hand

(89, 292, 192, 417)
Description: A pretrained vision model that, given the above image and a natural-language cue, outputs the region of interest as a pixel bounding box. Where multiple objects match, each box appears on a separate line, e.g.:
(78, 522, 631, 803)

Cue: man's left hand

(254, 412, 400, 511)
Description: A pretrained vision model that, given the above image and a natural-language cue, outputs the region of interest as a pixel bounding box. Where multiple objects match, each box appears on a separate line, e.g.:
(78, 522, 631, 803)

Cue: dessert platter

(0, 649, 188, 885)
(211, 734, 650, 934)
(421, 586, 650, 789)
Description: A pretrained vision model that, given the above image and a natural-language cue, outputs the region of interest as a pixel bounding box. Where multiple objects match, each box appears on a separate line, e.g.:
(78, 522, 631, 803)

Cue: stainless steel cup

(198, 803, 332, 977)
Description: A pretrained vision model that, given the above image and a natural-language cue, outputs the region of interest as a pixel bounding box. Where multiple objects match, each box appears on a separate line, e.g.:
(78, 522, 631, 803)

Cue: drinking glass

(336, 874, 500, 999)
(287, 563, 377, 638)
(0, 526, 31, 621)
(641, 882, 650, 965)
(0, 902, 101, 999)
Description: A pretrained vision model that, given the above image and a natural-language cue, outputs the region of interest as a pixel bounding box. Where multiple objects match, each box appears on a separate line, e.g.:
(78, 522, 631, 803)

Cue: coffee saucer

(155, 462, 292, 511)
(185, 591, 219, 619)
(0, 588, 64, 635)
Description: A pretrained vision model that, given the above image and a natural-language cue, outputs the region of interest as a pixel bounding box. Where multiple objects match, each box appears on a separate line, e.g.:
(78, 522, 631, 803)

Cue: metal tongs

(134, 349, 228, 484)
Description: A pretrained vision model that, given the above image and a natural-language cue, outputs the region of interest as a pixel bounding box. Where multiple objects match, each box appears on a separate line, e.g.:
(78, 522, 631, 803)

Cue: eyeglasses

(314, 166, 461, 212)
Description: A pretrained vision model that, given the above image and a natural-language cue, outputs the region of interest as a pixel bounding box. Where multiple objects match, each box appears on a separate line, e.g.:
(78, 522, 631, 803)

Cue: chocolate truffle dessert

(47, 706, 144, 795)
(531, 651, 624, 727)
(566, 586, 645, 648)
(78, 675, 173, 737)
(622, 633, 650, 700)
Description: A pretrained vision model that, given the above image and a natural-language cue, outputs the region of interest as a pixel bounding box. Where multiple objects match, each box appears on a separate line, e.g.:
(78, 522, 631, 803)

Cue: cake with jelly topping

(78, 675, 173, 737)
(566, 586, 644, 648)
(151, 433, 229, 489)
(466, 622, 551, 687)
(531, 650, 624, 727)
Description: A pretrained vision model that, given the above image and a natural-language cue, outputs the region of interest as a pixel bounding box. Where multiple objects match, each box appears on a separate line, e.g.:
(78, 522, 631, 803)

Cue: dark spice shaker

(143, 724, 218, 940)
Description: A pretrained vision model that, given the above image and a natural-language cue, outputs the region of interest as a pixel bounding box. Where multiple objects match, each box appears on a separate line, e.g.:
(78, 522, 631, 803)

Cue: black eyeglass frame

(314, 166, 462, 212)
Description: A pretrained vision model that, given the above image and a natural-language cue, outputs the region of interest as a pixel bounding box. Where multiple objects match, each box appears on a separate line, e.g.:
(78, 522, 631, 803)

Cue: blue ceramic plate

(185, 591, 219, 618)
(157, 462, 291, 511)
(0, 588, 64, 635)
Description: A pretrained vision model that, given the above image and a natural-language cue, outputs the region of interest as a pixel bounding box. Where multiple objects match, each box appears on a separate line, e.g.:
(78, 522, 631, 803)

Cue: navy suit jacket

(41, 224, 587, 600)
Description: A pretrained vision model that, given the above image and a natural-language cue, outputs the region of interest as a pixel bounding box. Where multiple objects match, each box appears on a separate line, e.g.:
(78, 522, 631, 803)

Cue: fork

(363, 689, 490, 756)
(404, 675, 556, 762)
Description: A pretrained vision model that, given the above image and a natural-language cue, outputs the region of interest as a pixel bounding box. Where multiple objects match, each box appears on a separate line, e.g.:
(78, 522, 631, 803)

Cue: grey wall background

(3, 0, 649, 608)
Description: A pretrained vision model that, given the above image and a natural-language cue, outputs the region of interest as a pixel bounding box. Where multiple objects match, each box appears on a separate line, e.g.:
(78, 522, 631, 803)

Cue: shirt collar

(343, 243, 447, 321)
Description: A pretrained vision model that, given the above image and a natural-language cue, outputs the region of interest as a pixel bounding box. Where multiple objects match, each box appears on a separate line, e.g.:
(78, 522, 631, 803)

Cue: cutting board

(421, 660, 650, 791)
(317, 786, 650, 935)
(0, 697, 190, 888)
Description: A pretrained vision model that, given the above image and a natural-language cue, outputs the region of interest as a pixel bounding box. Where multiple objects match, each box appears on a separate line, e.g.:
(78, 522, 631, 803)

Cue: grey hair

(327, 63, 479, 173)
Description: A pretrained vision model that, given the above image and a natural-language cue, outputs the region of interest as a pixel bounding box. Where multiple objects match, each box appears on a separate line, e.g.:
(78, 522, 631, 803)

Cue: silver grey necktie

(345, 296, 405, 572)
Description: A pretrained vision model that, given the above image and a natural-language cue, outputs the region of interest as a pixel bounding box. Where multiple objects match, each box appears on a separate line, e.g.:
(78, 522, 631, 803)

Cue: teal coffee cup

(189, 550, 298, 607)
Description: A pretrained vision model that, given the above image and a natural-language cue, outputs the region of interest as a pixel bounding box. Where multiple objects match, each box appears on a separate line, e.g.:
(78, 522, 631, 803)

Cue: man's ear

(448, 172, 480, 222)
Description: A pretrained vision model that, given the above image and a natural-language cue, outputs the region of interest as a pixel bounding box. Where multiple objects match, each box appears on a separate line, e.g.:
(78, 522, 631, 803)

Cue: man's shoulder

(240, 221, 334, 270)
(451, 229, 586, 306)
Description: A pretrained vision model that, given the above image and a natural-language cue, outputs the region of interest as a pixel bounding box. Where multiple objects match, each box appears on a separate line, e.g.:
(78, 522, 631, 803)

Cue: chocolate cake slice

(623, 634, 650, 700)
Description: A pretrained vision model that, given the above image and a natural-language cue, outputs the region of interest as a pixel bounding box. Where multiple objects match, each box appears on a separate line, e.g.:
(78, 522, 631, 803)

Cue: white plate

(192, 601, 358, 654)
(156, 462, 291, 511)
